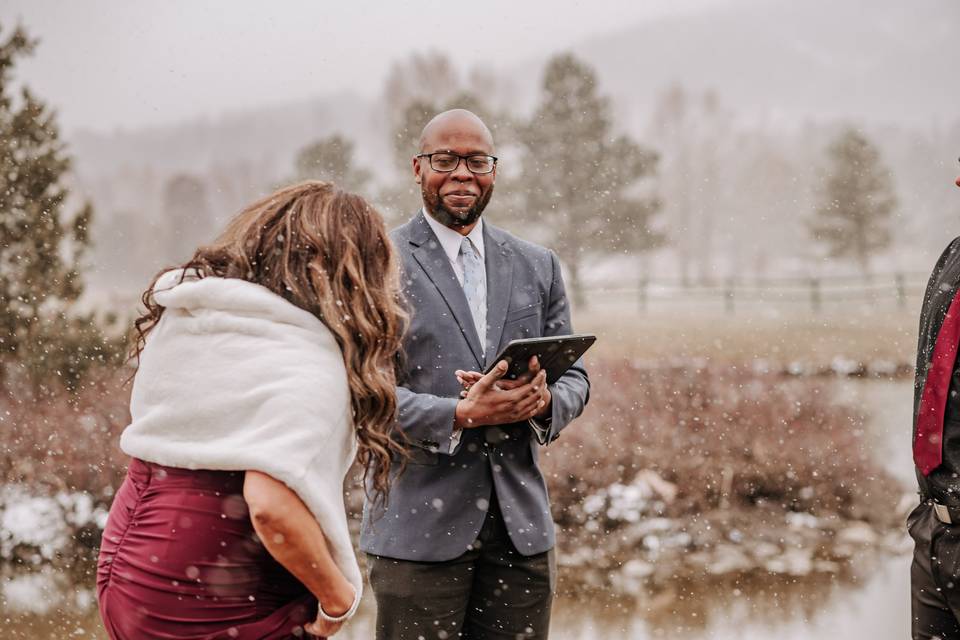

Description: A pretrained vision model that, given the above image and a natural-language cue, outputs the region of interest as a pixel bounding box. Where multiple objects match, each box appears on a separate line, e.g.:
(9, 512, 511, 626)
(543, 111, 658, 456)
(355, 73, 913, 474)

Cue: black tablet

(484, 334, 596, 384)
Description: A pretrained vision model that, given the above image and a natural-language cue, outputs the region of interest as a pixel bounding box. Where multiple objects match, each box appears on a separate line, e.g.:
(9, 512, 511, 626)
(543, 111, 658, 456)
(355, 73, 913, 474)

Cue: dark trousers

(910, 501, 960, 638)
(367, 494, 556, 640)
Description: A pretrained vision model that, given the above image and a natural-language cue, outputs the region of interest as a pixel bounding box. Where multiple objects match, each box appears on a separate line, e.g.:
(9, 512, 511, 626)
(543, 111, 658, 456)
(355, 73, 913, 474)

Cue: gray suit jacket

(360, 211, 590, 561)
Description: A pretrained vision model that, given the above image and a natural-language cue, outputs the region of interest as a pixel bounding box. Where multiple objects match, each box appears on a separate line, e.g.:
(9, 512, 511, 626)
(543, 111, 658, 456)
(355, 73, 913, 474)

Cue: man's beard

(423, 186, 494, 230)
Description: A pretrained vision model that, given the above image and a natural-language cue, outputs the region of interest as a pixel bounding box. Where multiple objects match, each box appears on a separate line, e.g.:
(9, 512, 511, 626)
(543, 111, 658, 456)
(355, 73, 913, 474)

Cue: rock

(785, 511, 820, 529)
(558, 548, 595, 568)
(832, 544, 855, 559)
(635, 470, 679, 504)
(764, 548, 813, 576)
(611, 561, 653, 596)
(812, 559, 841, 573)
(830, 356, 866, 377)
(897, 493, 919, 520)
(786, 361, 807, 376)
(867, 360, 898, 377)
(684, 551, 712, 567)
(837, 522, 879, 546)
(750, 542, 780, 561)
(630, 517, 674, 539)
(882, 531, 913, 555)
(622, 558, 656, 578)
(706, 544, 753, 575)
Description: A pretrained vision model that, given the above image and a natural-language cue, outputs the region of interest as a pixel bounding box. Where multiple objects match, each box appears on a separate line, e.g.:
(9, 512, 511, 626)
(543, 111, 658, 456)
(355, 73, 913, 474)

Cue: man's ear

(412, 156, 422, 185)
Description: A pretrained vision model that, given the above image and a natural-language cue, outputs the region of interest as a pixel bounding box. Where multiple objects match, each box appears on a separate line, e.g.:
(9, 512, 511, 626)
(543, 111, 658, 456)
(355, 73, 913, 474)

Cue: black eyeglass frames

(416, 152, 497, 175)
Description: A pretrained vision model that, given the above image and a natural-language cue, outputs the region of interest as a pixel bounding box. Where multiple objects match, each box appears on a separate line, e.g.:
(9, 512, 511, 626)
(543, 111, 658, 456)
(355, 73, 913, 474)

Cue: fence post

(810, 277, 821, 313)
(725, 277, 735, 315)
(638, 277, 648, 314)
(895, 272, 907, 311)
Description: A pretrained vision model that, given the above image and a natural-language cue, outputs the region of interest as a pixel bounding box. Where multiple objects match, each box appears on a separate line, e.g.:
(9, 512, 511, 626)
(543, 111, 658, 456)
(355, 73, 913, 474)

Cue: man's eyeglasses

(416, 152, 497, 175)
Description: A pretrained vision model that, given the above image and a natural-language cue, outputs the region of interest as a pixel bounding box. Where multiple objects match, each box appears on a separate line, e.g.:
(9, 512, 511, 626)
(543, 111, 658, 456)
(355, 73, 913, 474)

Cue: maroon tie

(915, 289, 960, 476)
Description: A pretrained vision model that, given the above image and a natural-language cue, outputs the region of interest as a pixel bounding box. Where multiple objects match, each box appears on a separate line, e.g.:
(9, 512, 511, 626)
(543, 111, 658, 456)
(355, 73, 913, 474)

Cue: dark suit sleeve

(539, 250, 590, 444)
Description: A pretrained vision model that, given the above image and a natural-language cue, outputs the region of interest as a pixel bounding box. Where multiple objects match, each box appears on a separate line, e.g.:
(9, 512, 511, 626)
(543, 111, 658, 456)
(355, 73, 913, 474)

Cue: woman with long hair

(97, 181, 407, 639)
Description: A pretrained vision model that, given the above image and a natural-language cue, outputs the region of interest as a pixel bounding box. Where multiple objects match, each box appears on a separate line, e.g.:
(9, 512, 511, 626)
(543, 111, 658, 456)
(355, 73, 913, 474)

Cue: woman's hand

(305, 617, 343, 638)
(303, 581, 356, 637)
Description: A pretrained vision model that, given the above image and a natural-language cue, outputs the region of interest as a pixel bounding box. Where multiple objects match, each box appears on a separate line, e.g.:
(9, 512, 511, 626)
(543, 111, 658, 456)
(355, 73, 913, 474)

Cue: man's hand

(456, 355, 541, 391)
(454, 357, 552, 428)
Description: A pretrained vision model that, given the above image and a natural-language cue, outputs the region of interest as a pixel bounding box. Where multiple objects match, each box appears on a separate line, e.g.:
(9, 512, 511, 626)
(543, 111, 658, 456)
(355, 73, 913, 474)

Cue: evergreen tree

(517, 52, 664, 307)
(809, 127, 897, 277)
(0, 24, 121, 394)
(162, 173, 213, 262)
(379, 52, 516, 220)
(383, 92, 504, 219)
(379, 99, 437, 217)
(294, 134, 372, 194)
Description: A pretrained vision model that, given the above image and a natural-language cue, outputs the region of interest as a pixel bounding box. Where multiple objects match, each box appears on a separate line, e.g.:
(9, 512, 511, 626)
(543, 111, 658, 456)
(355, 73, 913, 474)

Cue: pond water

(1, 379, 915, 639)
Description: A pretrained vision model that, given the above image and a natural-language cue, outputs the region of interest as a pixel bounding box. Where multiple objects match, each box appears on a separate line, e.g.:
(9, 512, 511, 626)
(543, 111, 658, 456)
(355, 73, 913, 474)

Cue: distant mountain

(70, 89, 390, 180)
(568, 0, 959, 126)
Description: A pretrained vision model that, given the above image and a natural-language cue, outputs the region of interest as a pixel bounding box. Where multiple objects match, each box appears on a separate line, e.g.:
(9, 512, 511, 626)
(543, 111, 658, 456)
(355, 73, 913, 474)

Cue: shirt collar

(421, 208, 485, 263)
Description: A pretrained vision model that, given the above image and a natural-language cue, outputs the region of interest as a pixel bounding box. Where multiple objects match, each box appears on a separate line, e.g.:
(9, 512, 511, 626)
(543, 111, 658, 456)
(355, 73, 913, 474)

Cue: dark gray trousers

(367, 494, 556, 640)
(910, 501, 960, 638)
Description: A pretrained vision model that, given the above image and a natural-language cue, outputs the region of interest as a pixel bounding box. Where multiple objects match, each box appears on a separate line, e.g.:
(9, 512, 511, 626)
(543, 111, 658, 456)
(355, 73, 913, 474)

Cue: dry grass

(0, 370, 129, 501)
(542, 361, 901, 518)
(0, 325, 906, 576)
(574, 309, 917, 366)
(542, 361, 903, 582)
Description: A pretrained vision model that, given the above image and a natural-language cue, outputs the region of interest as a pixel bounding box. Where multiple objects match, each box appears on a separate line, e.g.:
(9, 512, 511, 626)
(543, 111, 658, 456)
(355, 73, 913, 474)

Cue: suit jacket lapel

(409, 212, 485, 367)
(483, 224, 515, 369)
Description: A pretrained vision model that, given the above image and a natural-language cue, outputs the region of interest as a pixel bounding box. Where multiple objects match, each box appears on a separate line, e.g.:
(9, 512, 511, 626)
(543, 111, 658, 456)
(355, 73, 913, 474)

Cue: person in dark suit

(360, 109, 590, 639)
(909, 162, 960, 638)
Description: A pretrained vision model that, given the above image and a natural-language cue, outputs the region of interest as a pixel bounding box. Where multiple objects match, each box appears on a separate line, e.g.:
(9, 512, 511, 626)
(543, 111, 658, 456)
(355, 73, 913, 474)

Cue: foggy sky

(0, 0, 729, 133)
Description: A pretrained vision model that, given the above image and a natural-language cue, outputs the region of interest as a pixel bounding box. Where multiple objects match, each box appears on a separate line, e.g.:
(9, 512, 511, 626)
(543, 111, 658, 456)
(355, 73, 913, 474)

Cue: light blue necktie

(459, 237, 486, 351)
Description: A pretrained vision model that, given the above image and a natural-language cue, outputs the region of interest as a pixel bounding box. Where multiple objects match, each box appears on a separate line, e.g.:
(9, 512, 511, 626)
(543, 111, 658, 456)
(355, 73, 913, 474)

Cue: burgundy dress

(97, 458, 320, 639)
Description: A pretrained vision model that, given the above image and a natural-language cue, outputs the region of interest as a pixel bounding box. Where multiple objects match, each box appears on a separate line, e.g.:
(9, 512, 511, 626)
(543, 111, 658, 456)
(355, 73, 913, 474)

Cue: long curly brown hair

(131, 181, 408, 502)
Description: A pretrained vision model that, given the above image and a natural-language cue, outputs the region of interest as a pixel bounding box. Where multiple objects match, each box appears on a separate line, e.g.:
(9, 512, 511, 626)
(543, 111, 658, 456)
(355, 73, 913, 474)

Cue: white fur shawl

(120, 269, 362, 602)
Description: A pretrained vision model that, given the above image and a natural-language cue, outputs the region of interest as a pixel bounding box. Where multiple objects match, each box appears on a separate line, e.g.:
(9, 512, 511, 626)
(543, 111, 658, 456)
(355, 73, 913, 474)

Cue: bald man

(360, 110, 590, 639)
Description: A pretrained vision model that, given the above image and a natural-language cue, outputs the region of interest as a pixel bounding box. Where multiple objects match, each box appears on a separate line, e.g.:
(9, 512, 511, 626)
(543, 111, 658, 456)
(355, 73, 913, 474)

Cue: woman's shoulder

(154, 272, 325, 334)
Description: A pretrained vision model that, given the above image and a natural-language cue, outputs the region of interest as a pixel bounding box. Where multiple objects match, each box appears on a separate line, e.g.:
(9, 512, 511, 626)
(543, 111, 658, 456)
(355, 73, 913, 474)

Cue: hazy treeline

(72, 50, 958, 311)
(45, 0, 956, 309)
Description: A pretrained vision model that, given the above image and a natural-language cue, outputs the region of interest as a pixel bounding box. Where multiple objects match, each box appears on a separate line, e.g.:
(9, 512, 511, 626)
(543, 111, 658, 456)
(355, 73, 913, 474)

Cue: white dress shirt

(422, 210, 486, 453)
(420, 210, 550, 449)
(422, 209, 485, 291)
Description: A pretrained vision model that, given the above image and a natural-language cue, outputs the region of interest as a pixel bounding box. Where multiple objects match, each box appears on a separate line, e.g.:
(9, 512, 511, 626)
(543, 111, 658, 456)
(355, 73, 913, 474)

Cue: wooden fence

(583, 271, 930, 315)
